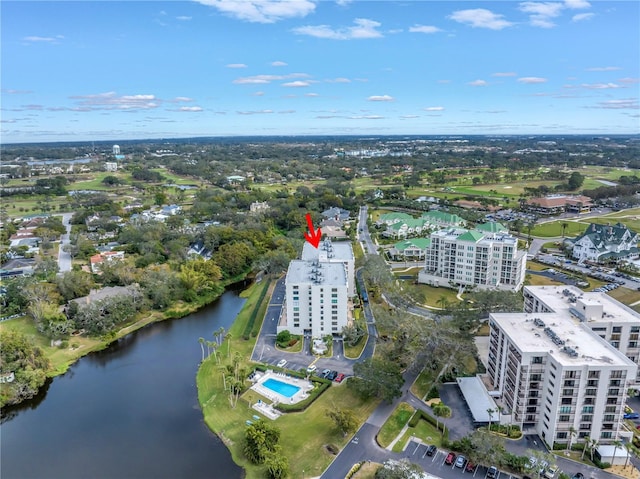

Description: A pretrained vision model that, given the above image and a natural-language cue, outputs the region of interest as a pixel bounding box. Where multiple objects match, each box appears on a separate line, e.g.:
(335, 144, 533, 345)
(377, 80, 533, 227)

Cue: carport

(456, 376, 499, 423)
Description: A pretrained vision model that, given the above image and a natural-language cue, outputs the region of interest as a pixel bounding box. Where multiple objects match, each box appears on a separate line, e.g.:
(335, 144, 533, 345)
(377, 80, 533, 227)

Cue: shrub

(426, 385, 439, 401)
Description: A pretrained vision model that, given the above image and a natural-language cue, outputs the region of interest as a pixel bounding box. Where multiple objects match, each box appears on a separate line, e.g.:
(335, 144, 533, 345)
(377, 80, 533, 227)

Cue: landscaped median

(196, 279, 379, 478)
(377, 402, 447, 453)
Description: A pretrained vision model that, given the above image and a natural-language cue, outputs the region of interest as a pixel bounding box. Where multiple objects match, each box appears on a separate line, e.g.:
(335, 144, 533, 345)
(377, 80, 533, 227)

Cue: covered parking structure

(456, 376, 500, 424)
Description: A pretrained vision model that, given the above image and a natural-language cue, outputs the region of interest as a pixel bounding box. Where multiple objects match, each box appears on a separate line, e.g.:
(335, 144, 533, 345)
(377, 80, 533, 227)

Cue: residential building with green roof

(420, 210, 465, 228)
(388, 238, 431, 260)
(418, 227, 526, 291)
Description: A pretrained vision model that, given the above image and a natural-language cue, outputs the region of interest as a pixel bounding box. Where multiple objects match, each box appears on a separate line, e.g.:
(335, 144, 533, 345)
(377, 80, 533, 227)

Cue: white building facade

(281, 260, 348, 338)
(302, 240, 355, 297)
(523, 285, 640, 383)
(418, 228, 526, 291)
(487, 309, 636, 446)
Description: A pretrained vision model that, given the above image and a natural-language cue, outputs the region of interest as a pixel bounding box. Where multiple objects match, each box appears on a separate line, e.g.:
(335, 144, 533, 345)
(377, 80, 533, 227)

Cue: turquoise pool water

(262, 378, 301, 398)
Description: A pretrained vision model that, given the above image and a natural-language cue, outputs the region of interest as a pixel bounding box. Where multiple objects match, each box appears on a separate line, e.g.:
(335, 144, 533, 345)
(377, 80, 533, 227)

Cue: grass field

(197, 280, 379, 479)
(393, 416, 442, 452)
(404, 282, 460, 308)
(532, 220, 590, 238)
(607, 287, 640, 307)
(377, 402, 415, 448)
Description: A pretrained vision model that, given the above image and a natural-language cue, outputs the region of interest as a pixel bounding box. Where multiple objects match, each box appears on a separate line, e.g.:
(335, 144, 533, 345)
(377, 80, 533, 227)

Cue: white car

(277, 359, 287, 368)
(306, 364, 317, 373)
(544, 465, 559, 479)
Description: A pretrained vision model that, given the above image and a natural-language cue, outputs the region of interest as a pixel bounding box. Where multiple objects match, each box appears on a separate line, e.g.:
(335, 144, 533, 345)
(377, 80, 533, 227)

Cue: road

(358, 206, 378, 255)
(57, 212, 73, 273)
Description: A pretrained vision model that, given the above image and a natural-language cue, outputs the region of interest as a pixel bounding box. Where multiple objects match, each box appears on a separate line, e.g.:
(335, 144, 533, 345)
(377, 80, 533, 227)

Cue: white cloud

(23, 35, 63, 43)
(293, 18, 383, 40)
(448, 9, 513, 30)
(586, 66, 621, 71)
(468, 80, 488, 86)
(173, 96, 193, 102)
(176, 16, 192, 21)
(336, 0, 352, 6)
(278, 110, 296, 114)
(326, 77, 351, 83)
(349, 115, 384, 119)
(400, 115, 420, 119)
(492, 72, 517, 77)
(196, 0, 316, 23)
(253, 91, 265, 96)
(581, 82, 621, 89)
(237, 109, 275, 114)
(518, 77, 547, 83)
(271, 61, 287, 66)
(69, 92, 159, 110)
(305, 93, 319, 97)
(282, 80, 311, 87)
(593, 99, 638, 109)
(619, 78, 639, 84)
(2, 89, 33, 94)
(226, 63, 248, 68)
(572, 12, 594, 21)
(367, 95, 394, 101)
(177, 106, 203, 112)
(233, 73, 310, 84)
(409, 25, 442, 34)
(564, 0, 591, 9)
(424, 106, 445, 111)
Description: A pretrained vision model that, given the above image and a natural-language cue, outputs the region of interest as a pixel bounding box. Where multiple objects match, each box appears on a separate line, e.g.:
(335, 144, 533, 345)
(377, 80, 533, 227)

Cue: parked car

(465, 461, 476, 472)
(444, 452, 456, 465)
(306, 364, 317, 373)
(570, 473, 584, 479)
(327, 370, 338, 380)
(455, 455, 466, 468)
(334, 373, 345, 383)
(544, 465, 559, 479)
(321, 368, 331, 378)
(277, 359, 287, 368)
(624, 412, 639, 419)
(426, 445, 437, 456)
(487, 466, 498, 478)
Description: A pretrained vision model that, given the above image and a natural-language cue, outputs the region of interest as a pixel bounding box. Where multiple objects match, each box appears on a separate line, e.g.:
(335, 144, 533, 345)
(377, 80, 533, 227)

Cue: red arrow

(304, 212, 322, 248)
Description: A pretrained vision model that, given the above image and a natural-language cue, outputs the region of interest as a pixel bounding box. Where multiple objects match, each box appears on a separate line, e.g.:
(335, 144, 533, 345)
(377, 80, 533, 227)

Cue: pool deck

(250, 370, 314, 408)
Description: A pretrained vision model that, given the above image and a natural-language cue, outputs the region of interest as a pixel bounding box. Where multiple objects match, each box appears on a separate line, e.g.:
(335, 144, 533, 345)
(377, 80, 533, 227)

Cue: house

(0, 372, 15, 383)
(187, 241, 212, 259)
(250, 201, 270, 214)
(160, 204, 181, 216)
(383, 218, 430, 239)
(321, 207, 350, 222)
(568, 222, 640, 264)
(420, 210, 465, 228)
(90, 251, 125, 273)
(388, 238, 431, 261)
(376, 212, 413, 226)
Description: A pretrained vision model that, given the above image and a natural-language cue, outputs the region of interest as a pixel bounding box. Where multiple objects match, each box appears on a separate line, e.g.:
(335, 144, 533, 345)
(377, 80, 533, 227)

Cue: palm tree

(611, 440, 622, 468)
(226, 332, 233, 358)
(198, 337, 205, 362)
(581, 436, 591, 460)
(560, 222, 569, 238)
(567, 426, 577, 451)
(486, 407, 495, 432)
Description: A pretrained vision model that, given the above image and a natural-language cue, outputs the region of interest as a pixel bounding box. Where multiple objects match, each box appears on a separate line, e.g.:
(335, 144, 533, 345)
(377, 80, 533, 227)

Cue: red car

(445, 452, 456, 465)
(334, 373, 345, 383)
(466, 462, 476, 472)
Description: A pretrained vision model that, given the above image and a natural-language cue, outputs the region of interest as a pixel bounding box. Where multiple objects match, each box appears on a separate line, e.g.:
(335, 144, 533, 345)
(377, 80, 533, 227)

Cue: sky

(1, 0, 639, 143)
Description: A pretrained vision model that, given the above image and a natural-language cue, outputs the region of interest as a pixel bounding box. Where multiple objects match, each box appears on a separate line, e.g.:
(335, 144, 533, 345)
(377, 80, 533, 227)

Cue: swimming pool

(262, 378, 301, 398)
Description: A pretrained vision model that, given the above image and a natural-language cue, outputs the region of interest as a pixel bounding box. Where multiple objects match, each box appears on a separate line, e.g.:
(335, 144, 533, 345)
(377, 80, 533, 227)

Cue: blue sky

(2, 0, 639, 143)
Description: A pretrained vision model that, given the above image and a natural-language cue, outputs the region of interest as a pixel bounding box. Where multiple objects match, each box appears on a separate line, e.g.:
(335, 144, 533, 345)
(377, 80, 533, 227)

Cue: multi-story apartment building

(487, 309, 636, 446)
(281, 259, 348, 338)
(523, 285, 640, 383)
(302, 239, 355, 297)
(418, 227, 527, 291)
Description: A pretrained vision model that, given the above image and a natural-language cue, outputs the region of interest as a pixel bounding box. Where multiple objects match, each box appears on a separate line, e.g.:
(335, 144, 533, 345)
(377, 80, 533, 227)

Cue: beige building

(485, 285, 639, 447)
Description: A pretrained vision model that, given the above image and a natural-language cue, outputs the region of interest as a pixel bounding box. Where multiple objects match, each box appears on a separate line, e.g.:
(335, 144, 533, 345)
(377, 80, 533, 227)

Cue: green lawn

(197, 280, 379, 478)
(392, 417, 442, 452)
(411, 369, 437, 400)
(608, 288, 640, 307)
(531, 220, 589, 238)
(404, 283, 460, 308)
(377, 402, 415, 448)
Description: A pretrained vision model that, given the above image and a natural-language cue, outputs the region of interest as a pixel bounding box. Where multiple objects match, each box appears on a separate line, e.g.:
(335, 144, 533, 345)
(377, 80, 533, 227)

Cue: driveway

(57, 212, 73, 274)
(438, 383, 476, 441)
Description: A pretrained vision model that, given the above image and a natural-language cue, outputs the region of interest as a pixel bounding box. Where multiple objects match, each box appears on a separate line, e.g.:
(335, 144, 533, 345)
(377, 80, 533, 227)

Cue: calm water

(1, 290, 246, 479)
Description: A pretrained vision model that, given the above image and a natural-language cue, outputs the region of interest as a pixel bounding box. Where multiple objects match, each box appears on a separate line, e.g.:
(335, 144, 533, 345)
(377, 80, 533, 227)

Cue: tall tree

(349, 357, 403, 403)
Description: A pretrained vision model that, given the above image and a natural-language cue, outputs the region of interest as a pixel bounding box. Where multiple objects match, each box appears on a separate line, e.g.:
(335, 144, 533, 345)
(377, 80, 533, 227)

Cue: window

(532, 356, 543, 364)
(588, 371, 600, 379)
(559, 415, 570, 422)
(564, 380, 575, 387)
(561, 398, 572, 405)
(562, 389, 574, 396)
(613, 326, 622, 333)
(608, 389, 620, 396)
(559, 406, 571, 414)
(582, 406, 594, 413)
(557, 432, 567, 439)
(601, 432, 612, 439)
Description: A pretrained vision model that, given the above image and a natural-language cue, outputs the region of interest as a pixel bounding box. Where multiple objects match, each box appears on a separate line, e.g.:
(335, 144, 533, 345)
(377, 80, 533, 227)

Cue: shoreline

(1, 279, 247, 409)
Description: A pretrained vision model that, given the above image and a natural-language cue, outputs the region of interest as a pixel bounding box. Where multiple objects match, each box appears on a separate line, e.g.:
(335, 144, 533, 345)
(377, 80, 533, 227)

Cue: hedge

(242, 280, 270, 340)
(250, 364, 331, 413)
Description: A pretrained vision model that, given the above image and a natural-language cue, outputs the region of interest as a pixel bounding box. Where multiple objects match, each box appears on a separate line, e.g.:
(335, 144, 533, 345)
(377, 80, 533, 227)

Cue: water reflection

(1, 290, 246, 479)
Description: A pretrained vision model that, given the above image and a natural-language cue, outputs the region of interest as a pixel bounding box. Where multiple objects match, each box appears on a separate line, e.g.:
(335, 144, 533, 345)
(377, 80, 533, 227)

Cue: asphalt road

(57, 212, 73, 273)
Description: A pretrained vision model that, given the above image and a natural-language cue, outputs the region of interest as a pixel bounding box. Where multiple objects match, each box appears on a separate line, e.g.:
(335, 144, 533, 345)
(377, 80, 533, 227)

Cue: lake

(0, 289, 246, 479)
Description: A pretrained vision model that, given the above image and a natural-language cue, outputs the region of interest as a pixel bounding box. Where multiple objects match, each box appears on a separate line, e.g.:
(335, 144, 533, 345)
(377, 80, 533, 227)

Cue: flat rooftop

(286, 260, 347, 287)
(302, 239, 353, 262)
(491, 311, 635, 367)
(524, 285, 640, 322)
